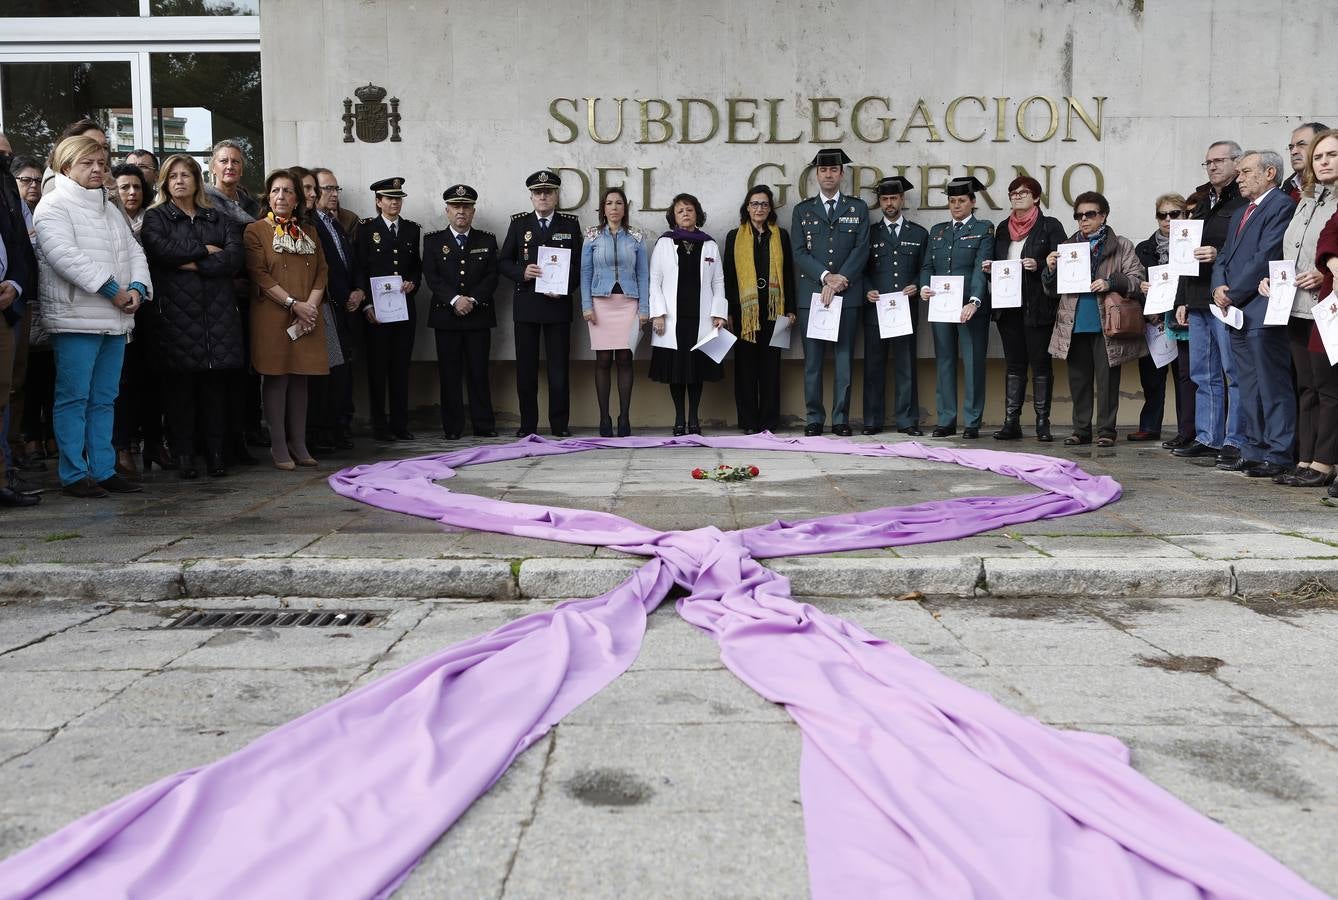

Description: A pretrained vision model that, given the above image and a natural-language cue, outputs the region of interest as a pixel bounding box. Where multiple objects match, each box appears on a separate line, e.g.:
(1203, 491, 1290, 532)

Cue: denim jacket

(580, 225, 650, 315)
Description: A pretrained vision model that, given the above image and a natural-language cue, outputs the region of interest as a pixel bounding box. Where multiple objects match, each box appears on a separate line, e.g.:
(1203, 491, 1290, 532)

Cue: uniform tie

(825, 199, 836, 222)
(390, 221, 398, 239)
(456, 232, 467, 251)
(888, 222, 899, 240)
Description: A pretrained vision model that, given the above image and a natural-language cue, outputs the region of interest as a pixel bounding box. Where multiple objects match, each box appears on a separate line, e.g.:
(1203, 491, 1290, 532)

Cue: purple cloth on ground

(0, 433, 1326, 900)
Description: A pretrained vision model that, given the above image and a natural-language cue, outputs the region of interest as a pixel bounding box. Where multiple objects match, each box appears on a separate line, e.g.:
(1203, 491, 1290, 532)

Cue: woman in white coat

(649, 193, 728, 435)
(34, 134, 150, 498)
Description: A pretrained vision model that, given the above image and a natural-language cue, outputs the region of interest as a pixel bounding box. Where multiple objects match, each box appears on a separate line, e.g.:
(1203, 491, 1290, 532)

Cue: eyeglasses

(747, 200, 771, 209)
(1155, 210, 1184, 220)
(1007, 191, 1034, 199)
(1201, 157, 1235, 168)
(15, 176, 39, 186)
(318, 185, 343, 193)
(1073, 209, 1103, 221)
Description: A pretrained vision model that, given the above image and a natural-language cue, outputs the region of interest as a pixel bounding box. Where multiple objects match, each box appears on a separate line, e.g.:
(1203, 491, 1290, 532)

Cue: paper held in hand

(369, 275, 409, 323)
(1168, 219, 1204, 277)
(805, 294, 843, 342)
(1145, 321, 1178, 369)
(927, 276, 964, 323)
(1210, 302, 1243, 330)
(1055, 242, 1092, 294)
(534, 245, 571, 295)
(877, 293, 914, 338)
(690, 325, 737, 364)
(769, 313, 793, 349)
(1312, 293, 1338, 366)
(1264, 260, 1297, 326)
(1143, 265, 1179, 316)
(990, 262, 1022, 309)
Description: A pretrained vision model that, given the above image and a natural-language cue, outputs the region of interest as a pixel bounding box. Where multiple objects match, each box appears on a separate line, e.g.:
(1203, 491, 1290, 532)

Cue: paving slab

(1169, 532, 1338, 560)
(140, 533, 322, 561)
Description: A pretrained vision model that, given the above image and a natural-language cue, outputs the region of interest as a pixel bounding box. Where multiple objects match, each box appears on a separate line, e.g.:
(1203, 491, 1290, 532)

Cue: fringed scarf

(266, 212, 316, 255)
(734, 224, 784, 343)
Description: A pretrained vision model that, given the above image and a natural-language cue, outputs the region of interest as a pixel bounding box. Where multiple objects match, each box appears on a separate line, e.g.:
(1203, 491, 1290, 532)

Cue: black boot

(992, 373, 1025, 440)
(1033, 374, 1053, 442)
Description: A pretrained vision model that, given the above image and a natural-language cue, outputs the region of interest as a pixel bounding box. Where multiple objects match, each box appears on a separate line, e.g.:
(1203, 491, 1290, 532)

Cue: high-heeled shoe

(599, 417, 613, 438)
(176, 453, 199, 480)
(115, 449, 143, 482)
(270, 450, 296, 471)
(617, 416, 631, 438)
(143, 443, 178, 471)
(688, 421, 702, 435)
(288, 445, 318, 467)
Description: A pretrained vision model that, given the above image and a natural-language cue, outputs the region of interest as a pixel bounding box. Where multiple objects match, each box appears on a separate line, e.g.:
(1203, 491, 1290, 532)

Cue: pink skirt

(587, 293, 640, 350)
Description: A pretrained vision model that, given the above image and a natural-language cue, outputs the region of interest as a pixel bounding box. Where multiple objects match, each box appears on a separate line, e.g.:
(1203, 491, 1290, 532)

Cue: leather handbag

(1101, 292, 1144, 339)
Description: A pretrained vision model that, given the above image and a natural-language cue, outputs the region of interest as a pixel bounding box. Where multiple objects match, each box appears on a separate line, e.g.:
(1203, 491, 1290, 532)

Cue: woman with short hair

(1134, 193, 1194, 447)
(33, 135, 150, 497)
(723, 184, 795, 434)
(648, 193, 728, 435)
(1043, 190, 1147, 447)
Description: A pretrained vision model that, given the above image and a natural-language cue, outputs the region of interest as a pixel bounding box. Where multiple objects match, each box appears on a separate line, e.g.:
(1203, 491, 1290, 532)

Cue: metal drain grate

(165, 609, 383, 629)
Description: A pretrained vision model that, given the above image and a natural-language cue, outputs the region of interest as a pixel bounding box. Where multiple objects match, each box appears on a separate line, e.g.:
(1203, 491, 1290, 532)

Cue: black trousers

(435, 328, 495, 435)
(862, 304, 921, 429)
(1066, 331, 1121, 439)
(163, 369, 229, 457)
(733, 336, 783, 431)
(995, 311, 1052, 409)
(513, 320, 570, 433)
(363, 316, 416, 432)
(307, 363, 351, 437)
(1289, 317, 1338, 465)
(112, 336, 164, 452)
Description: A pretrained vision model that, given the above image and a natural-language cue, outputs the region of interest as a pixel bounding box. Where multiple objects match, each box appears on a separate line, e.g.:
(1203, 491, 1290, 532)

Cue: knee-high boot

(993, 373, 1024, 440)
(1033, 373, 1053, 442)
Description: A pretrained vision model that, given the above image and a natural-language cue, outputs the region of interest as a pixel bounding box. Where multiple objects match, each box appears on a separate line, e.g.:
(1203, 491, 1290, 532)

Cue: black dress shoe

(1217, 457, 1259, 472)
(861, 426, 882, 436)
(833, 424, 852, 437)
(1171, 440, 1218, 458)
(100, 474, 145, 493)
(393, 430, 416, 441)
(515, 427, 536, 438)
(899, 426, 924, 437)
(1245, 461, 1285, 478)
(0, 486, 40, 507)
(61, 477, 108, 499)
(475, 430, 498, 438)
(1161, 435, 1191, 450)
(443, 431, 462, 441)
(931, 426, 956, 438)
(205, 451, 228, 478)
(962, 427, 980, 439)
(1127, 431, 1161, 442)
(1289, 467, 1336, 488)
(552, 429, 572, 438)
(373, 428, 396, 442)
(1215, 446, 1241, 466)
(616, 418, 631, 438)
(803, 424, 822, 437)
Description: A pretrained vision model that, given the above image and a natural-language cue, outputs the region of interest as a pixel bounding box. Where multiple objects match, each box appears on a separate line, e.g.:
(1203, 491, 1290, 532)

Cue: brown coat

(244, 220, 330, 376)
(1044, 228, 1148, 367)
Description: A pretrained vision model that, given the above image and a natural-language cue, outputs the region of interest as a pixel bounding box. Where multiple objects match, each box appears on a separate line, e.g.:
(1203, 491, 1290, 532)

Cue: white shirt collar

(1250, 187, 1276, 206)
(951, 214, 975, 226)
(883, 215, 905, 229)
(381, 215, 399, 230)
(819, 191, 841, 206)
(450, 227, 470, 239)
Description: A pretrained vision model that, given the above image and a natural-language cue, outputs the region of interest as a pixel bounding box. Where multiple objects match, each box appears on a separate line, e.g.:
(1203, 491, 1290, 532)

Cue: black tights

(668, 382, 704, 425)
(595, 349, 634, 422)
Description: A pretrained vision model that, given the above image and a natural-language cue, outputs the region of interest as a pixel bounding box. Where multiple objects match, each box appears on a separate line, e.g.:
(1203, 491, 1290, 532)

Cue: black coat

(498, 210, 582, 324)
(423, 228, 499, 330)
(990, 214, 1067, 329)
(141, 201, 246, 372)
(722, 224, 797, 331)
(313, 212, 359, 358)
(354, 215, 422, 318)
(1175, 180, 1247, 310)
(0, 169, 36, 324)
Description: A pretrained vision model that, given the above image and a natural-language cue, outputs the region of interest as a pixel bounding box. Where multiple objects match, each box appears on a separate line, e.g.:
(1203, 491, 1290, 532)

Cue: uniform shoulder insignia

(425, 228, 446, 238)
(476, 229, 494, 238)
(584, 225, 599, 240)
(360, 217, 374, 224)
(556, 212, 580, 222)
(511, 211, 527, 220)
(402, 217, 419, 228)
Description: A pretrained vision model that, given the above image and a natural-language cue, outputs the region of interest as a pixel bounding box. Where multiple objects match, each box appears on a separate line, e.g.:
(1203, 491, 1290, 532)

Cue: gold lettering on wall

(1063, 96, 1105, 142)
(851, 96, 895, 143)
(547, 98, 579, 144)
(766, 98, 803, 144)
(636, 99, 674, 144)
(585, 97, 626, 144)
(809, 97, 845, 143)
(679, 98, 720, 144)
(726, 98, 761, 144)
(1016, 95, 1060, 143)
(945, 96, 987, 143)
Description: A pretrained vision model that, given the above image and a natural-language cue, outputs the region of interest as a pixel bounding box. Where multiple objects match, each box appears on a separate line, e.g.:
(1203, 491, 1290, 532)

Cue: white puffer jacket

(33, 173, 149, 336)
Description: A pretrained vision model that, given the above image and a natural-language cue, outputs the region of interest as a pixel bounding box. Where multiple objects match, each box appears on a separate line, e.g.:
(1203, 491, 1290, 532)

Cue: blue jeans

(51, 332, 125, 486)
(1186, 308, 1242, 450)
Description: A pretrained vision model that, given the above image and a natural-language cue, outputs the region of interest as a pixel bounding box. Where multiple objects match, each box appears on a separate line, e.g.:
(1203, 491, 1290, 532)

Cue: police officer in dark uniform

(498, 170, 582, 437)
(790, 148, 871, 436)
(862, 175, 929, 435)
(918, 176, 993, 438)
(423, 184, 499, 440)
(354, 176, 422, 442)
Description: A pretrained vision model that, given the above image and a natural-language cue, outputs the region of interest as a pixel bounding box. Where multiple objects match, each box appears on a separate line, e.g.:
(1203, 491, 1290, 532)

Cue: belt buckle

(757, 277, 768, 290)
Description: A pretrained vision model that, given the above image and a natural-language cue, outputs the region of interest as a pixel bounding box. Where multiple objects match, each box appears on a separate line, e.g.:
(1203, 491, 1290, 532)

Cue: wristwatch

(970, 297, 982, 307)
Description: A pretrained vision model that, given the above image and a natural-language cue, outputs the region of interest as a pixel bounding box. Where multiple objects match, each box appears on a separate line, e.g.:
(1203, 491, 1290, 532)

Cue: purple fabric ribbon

(0, 434, 1325, 899)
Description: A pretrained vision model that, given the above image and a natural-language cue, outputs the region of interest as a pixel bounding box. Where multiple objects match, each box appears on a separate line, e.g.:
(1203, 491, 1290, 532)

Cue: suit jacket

(1175, 180, 1247, 310)
(790, 193, 870, 310)
(919, 216, 993, 312)
(0, 168, 36, 324)
(353, 215, 422, 318)
(866, 217, 930, 303)
(498, 210, 582, 324)
(423, 228, 499, 331)
(1211, 188, 1297, 329)
(314, 211, 360, 356)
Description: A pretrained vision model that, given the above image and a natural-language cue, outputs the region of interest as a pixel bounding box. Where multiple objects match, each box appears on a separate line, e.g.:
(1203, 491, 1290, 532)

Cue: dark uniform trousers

(863, 219, 929, 430)
(354, 216, 422, 435)
(499, 210, 582, 434)
(790, 194, 871, 427)
(423, 226, 500, 436)
(920, 217, 993, 429)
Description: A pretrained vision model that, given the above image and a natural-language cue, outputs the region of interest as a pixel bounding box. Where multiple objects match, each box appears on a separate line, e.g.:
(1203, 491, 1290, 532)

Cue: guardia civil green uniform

(918, 177, 992, 436)
(790, 148, 870, 435)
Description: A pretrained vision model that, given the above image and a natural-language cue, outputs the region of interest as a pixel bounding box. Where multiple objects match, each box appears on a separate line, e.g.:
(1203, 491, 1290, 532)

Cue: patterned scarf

(734, 224, 784, 343)
(266, 211, 316, 255)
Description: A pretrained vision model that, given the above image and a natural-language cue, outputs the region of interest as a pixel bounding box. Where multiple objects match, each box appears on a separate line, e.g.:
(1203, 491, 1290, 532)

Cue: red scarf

(1007, 206, 1040, 242)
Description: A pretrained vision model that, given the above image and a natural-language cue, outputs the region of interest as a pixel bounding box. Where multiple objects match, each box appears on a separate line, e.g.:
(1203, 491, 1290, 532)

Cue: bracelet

(284, 297, 296, 311)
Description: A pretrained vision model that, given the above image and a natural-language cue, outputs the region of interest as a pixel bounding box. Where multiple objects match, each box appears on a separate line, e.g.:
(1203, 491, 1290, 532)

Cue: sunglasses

(1155, 210, 1184, 221)
(1073, 210, 1103, 221)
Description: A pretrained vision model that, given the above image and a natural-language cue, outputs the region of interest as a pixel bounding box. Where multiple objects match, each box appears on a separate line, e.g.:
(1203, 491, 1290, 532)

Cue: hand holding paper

(927, 276, 964, 323)
(534, 246, 571, 295)
(876, 293, 914, 339)
(1264, 260, 1297, 326)
(1143, 265, 1179, 316)
(370, 275, 409, 323)
(990, 262, 1022, 309)
(806, 294, 843, 342)
(1056, 242, 1092, 294)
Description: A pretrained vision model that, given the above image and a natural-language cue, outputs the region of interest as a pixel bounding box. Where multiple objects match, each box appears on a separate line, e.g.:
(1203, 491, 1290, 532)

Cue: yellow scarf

(734, 224, 783, 343)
